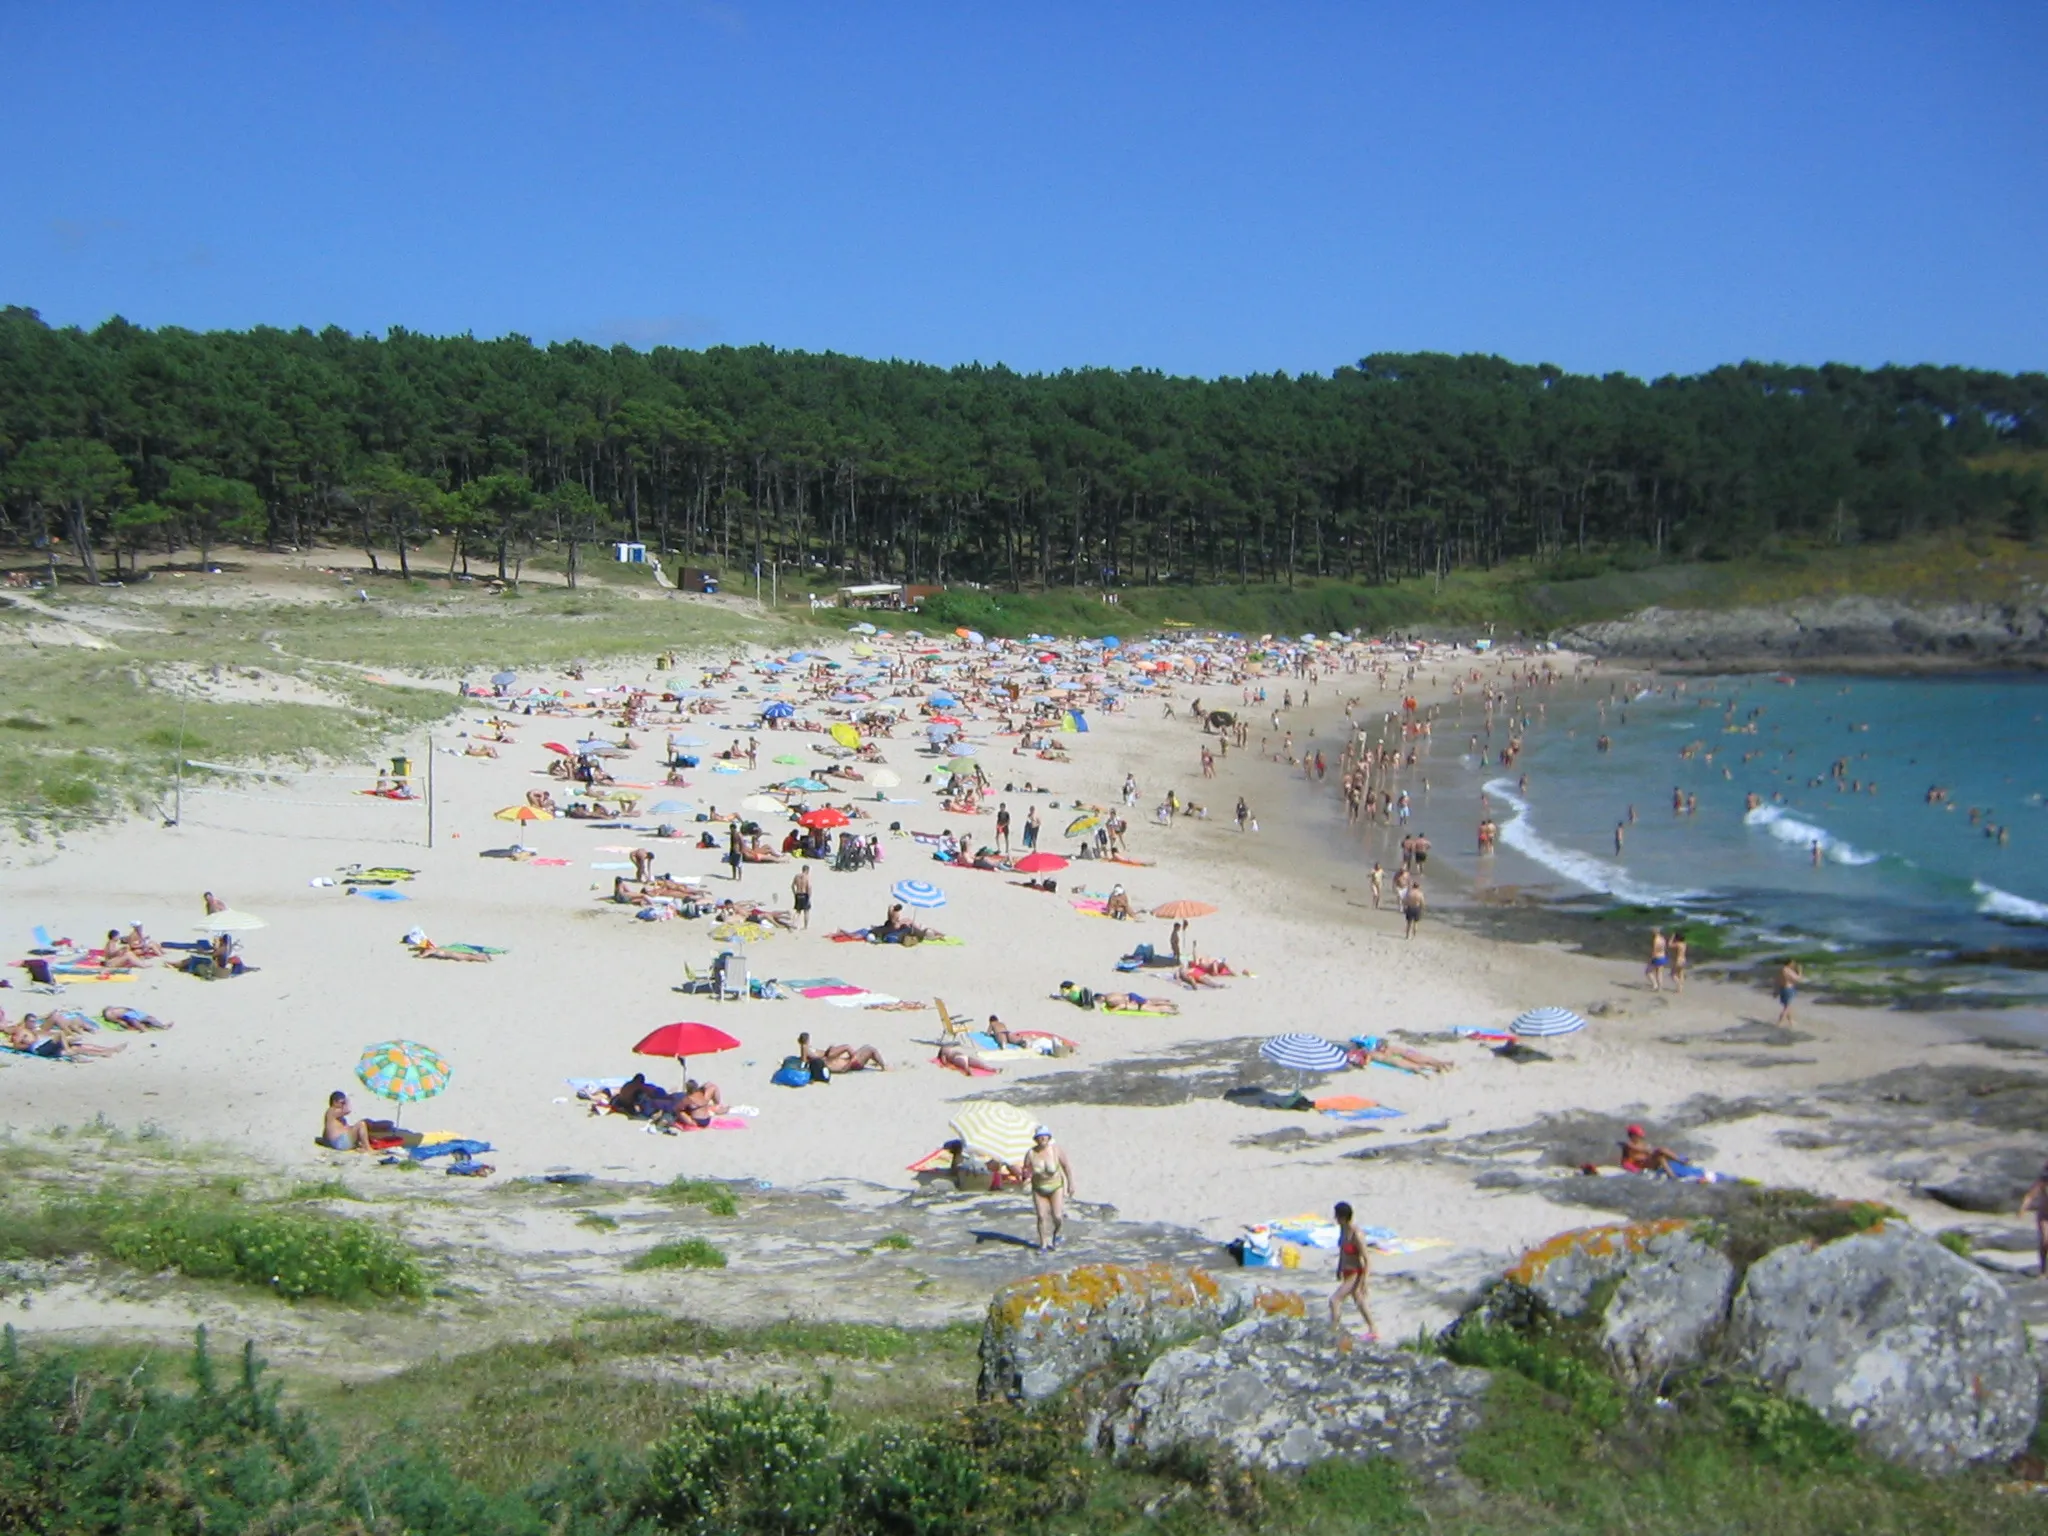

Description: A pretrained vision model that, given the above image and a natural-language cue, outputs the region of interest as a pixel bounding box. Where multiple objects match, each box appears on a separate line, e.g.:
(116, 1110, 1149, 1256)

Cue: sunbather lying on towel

(1176, 962, 1228, 990)
(1055, 982, 1179, 1014)
(669, 1080, 727, 1127)
(798, 1031, 887, 1073)
(1349, 1036, 1453, 1074)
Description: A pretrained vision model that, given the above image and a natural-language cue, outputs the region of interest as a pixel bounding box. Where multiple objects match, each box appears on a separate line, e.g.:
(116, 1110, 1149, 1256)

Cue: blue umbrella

(1511, 1007, 1587, 1038)
(930, 692, 958, 707)
(891, 879, 946, 909)
(762, 702, 796, 719)
(491, 670, 516, 687)
(784, 777, 829, 791)
(1259, 1034, 1349, 1074)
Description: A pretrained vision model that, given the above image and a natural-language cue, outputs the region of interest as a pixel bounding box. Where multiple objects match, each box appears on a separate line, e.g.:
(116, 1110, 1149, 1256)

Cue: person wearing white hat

(1023, 1127, 1075, 1253)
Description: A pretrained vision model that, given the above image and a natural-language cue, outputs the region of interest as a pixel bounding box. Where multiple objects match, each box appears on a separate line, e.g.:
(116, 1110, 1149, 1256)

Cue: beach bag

(771, 1061, 811, 1089)
(806, 1057, 832, 1083)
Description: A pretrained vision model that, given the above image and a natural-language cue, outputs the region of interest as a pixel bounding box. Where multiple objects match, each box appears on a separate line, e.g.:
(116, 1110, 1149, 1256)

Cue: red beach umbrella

(543, 741, 573, 756)
(633, 1022, 740, 1070)
(1014, 852, 1068, 873)
(799, 807, 851, 830)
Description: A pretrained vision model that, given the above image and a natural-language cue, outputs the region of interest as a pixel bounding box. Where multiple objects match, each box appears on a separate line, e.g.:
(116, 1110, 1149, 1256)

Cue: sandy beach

(5, 633, 2041, 1342)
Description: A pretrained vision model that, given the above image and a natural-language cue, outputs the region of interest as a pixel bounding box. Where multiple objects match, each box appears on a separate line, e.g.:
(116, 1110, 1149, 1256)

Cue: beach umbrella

(356, 1039, 451, 1126)
(947, 743, 977, 757)
(491, 671, 517, 688)
(948, 1101, 1038, 1165)
(1014, 852, 1067, 873)
(1510, 1007, 1587, 1038)
(542, 741, 573, 756)
(195, 909, 267, 933)
(649, 800, 694, 814)
(741, 795, 786, 814)
(830, 723, 862, 750)
(930, 692, 959, 708)
(633, 1021, 740, 1072)
(672, 736, 708, 747)
(871, 769, 902, 788)
(891, 879, 946, 908)
(496, 805, 553, 822)
(710, 920, 775, 944)
(762, 702, 796, 720)
(800, 807, 850, 829)
(575, 738, 613, 752)
(1152, 900, 1217, 921)
(1065, 813, 1103, 838)
(786, 776, 830, 791)
(1259, 1034, 1349, 1075)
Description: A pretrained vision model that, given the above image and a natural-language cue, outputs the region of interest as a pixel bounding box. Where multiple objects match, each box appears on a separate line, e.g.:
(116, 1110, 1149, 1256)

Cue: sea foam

(1742, 804, 1878, 866)
(1974, 880, 2048, 925)
(1484, 779, 1697, 905)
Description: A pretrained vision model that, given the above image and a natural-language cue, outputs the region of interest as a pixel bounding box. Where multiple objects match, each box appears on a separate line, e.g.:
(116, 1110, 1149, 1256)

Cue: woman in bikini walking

(1329, 1200, 1376, 1339)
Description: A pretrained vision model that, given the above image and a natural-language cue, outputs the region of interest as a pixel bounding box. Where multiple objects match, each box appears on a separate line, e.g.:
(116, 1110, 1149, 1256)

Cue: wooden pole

(425, 735, 435, 849)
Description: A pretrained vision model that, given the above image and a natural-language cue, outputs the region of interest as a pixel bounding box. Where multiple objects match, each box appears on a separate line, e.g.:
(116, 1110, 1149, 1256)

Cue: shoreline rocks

(1556, 598, 2048, 669)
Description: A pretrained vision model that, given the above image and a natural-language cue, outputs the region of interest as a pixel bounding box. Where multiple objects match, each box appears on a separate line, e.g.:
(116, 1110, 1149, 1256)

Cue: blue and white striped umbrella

(891, 879, 947, 909)
(1259, 1034, 1349, 1073)
(761, 702, 796, 719)
(1510, 1006, 1586, 1038)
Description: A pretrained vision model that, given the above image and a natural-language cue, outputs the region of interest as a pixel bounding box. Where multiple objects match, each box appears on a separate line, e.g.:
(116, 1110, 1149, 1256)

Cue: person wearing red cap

(1619, 1124, 1677, 1175)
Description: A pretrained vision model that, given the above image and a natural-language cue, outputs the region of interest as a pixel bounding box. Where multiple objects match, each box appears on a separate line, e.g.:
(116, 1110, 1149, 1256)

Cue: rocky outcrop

(978, 1263, 1253, 1403)
(1557, 598, 2048, 668)
(1598, 1232, 1735, 1389)
(1105, 1315, 1490, 1474)
(1725, 1222, 2036, 1473)
(1921, 1146, 2046, 1214)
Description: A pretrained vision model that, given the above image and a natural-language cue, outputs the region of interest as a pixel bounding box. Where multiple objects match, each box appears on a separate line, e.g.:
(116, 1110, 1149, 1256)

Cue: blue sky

(2, 2, 2041, 379)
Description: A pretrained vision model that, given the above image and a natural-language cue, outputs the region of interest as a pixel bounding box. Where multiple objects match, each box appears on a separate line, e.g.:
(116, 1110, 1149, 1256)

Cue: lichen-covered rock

(1105, 1315, 1490, 1473)
(977, 1263, 1252, 1403)
(1598, 1231, 1735, 1388)
(1459, 1220, 1692, 1334)
(1726, 1222, 2037, 1472)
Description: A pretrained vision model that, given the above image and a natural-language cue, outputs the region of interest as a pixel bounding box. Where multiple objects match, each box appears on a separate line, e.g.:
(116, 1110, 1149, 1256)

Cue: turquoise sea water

(1373, 672, 2048, 988)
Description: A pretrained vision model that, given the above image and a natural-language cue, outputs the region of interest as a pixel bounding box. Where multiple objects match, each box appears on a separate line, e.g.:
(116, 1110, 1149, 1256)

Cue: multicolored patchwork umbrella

(355, 1039, 451, 1124)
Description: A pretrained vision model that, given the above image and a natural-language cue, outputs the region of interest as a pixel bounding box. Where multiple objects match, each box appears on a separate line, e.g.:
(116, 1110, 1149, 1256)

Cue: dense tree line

(1, 305, 2043, 590)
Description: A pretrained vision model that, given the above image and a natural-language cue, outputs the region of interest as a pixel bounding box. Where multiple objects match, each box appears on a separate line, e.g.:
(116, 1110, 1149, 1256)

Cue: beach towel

(530, 857, 571, 867)
(671, 1116, 748, 1131)
(1322, 1107, 1404, 1121)
(567, 1076, 630, 1096)
(1313, 1095, 1378, 1112)
(1102, 1001, 1176, 1016)
(351, 887, 409, 901)
(824, 991, 899, 1008)
(410, 1138, 493, 1161)
(800, 984, 866, 998)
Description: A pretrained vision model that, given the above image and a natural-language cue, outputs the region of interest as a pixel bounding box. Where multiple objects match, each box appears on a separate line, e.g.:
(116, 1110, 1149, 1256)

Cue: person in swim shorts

(1775, 959, 1804, 1025)
(322, 1090, 376, 1151)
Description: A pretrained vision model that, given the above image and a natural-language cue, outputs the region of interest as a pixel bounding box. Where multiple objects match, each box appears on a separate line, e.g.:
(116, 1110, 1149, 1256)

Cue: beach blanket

(672, 1115, 748, 1131)
(409, 1138, 494, 1162)
(931, 1054, 999, 1077)
(824, 990, 900, 1007)
(1067, 899, 1113, 919)
(530, 857, 571, 867)
(351, 887, 409, 901)
(1321, 1107, 1404, 1121)
(799, 984, 865, 998)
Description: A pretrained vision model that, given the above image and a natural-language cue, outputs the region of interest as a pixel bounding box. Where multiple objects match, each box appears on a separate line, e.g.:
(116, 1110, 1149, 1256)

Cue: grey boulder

(1599, 1231, 1736, 1389)
(1106, 1315, 1491, 1474)
(978, 1263, 1248, 1403)
(1726, 1222, 2037, 1472)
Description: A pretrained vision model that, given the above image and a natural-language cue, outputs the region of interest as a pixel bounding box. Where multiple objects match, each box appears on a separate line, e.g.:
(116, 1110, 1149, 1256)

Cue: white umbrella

(871, 768, 902, 788)
(195, 910, 266, 933)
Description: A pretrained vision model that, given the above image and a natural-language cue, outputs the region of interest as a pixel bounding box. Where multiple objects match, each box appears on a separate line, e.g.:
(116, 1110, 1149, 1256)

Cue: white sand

(3, 640, 2012, 1332)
